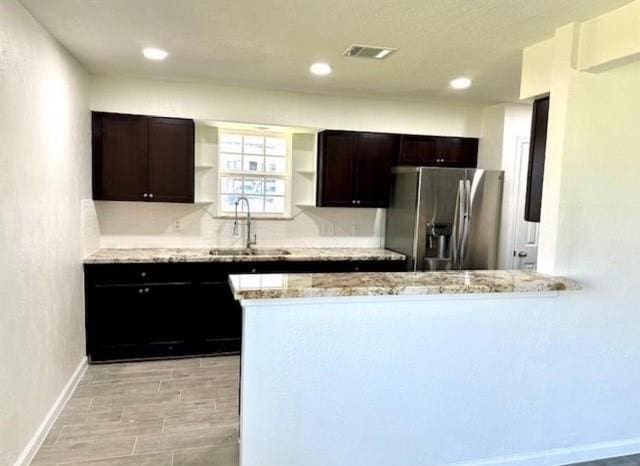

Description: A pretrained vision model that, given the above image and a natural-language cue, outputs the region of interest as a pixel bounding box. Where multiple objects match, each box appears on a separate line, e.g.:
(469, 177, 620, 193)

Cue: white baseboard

(13, 357, 88, 466)
(437, 437, 640, 466)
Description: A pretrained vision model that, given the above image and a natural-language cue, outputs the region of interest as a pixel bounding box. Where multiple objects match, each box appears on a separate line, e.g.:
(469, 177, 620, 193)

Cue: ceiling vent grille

(343, 44, 397, 60)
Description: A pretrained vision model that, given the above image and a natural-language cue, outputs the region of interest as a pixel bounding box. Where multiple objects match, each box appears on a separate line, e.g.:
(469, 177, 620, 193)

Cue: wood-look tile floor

(567, 455, 640, 465)
(32, 356, 240, 466)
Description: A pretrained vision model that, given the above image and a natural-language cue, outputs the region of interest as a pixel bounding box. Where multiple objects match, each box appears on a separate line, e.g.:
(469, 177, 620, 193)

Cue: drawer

(85, 263, 193, 284)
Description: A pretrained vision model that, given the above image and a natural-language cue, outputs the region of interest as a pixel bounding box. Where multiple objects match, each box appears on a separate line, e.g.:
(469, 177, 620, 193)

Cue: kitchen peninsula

(230, 270, 580, 466)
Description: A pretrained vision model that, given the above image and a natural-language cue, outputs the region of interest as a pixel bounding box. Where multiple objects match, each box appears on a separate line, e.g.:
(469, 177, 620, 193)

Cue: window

(218, 131, 291, 217)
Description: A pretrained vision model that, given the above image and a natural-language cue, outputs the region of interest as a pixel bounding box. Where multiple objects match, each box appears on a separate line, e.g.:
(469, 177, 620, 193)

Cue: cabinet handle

(251, 268, 257, 273)
(140, 272, 146, 278)
(149, 193, 154, 199)
(138, 288, 144, 294)
(357, 200, 361, 205)
(144, 287, 150, 293)
(352, 200, 356, 204)
(143, 193, 148, 198)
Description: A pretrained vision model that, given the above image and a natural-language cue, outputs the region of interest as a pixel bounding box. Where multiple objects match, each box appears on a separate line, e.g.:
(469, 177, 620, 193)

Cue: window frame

(217, 129, 293, 218)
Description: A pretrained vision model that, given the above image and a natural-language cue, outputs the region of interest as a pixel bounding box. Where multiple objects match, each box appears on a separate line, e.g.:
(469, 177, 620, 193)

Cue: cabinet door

(93, 113, 149, 201)
(398, 135, 438, 165)
(317, 131, 357, 206)
(88, 284, 147, 361)
(436, 137, 478, 167)
(524, 97, 549, 222)
(197, 282, 242, 354)
(148, 117, 195, 203)
(355, 133, 394, 207)
(144, 282, 193, 357)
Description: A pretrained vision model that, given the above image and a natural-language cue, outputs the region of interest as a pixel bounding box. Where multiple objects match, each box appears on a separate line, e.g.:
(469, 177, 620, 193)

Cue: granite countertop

(229, 270, 580, 300)
(83, 247, 406, 264)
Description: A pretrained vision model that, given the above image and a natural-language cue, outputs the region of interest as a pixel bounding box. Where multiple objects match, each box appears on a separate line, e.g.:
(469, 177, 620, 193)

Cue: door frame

(508, 136, 533, 269)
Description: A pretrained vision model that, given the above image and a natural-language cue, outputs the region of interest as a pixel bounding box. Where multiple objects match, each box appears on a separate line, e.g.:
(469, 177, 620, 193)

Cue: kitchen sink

(208, 248, 291, 256)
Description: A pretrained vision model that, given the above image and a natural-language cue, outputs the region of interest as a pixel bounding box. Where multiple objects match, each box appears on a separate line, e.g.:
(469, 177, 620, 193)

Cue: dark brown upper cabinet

(398, 135, 478, 168)
(317, 130, 397, 208)
(92, 112, 194, 203)
(524, 96, 550, 222)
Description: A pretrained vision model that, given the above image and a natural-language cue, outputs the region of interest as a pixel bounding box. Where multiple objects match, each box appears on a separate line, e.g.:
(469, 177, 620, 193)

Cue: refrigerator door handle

(460, 179, 472, 267)
(452, 179, 465, 268)
(465, 179, 472, 220)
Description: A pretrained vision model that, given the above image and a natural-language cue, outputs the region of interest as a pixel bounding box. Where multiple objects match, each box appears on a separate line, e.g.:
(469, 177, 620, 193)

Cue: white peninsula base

(229, 271, 633, 466)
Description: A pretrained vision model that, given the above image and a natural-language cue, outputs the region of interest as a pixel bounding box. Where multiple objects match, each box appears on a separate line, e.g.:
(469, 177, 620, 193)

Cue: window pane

(264, 196, 285, 214)
(264, 178, 285, 196)
(265, 137, 286, 156)
(245, 195, 264, 213)
(220, 194, 240, 212)
(242, 177, 264, 196)
(243, 136, 264, 155)
(264, 156, 286, 174)
(220, 134, 242, 153)
(220, 153, 242, 171)
(220, 176, 243, 194)
(243, 155, 264, 172)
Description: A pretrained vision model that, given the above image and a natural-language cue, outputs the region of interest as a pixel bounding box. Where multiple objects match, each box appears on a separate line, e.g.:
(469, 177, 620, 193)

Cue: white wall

(90, 75, 484, 249)
(478, 105, 506, 170)
(478, 104, 533, 269)
(240, 289, 640, 466)
(90, 75, 483, 136)
(0, 2, 90, 464)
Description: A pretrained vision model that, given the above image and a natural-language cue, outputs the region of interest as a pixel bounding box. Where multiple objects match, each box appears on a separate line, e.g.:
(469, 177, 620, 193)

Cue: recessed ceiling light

(143, 47, 168, 61)
(310, 62, 332, 76)
(450, 77, 472, 90)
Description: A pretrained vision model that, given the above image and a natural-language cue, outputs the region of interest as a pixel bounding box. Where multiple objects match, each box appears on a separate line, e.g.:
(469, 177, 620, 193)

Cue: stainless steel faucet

(233, 197, 257, 249)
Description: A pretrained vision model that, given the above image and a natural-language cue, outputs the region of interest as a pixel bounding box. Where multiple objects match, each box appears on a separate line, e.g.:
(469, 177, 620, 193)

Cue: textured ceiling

(20, 0, 633, 103)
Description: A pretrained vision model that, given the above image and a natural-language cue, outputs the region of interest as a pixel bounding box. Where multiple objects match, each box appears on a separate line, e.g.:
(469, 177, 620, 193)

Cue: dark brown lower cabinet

(89, 284, 148, 361)
(85, 259, 405, 363)
(197, 281, 243, 354)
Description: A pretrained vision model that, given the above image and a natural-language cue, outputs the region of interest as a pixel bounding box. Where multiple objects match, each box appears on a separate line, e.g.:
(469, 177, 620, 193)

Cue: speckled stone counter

(229, 270, 580, 300)
(83, 247, 405, 264)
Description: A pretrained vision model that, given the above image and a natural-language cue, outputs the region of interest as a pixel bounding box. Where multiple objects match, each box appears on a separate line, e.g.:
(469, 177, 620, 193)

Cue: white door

(511, 139, 539, 270)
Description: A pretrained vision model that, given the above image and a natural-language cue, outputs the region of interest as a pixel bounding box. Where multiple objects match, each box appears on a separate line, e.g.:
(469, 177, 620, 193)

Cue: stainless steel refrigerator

(385, 167, 504, 271)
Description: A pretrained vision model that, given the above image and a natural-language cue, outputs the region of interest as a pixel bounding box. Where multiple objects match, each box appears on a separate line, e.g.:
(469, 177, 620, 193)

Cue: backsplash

(95, 201, 385, 249)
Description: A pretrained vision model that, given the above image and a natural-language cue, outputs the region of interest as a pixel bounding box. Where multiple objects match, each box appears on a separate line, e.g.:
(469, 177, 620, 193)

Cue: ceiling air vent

(343, 44, 397, 60)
